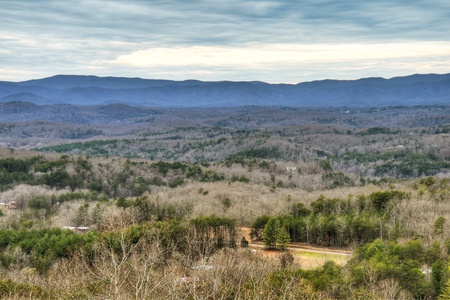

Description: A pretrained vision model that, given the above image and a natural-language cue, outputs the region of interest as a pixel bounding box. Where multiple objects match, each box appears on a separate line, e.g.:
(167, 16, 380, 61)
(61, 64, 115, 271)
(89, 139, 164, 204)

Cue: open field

(250, 245, 351, 269)
(240, 227, 351, 269)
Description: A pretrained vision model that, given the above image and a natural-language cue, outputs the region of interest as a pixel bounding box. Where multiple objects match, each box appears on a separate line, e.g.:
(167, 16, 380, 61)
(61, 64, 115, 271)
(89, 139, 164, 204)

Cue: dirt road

(238, 227, 352, 268)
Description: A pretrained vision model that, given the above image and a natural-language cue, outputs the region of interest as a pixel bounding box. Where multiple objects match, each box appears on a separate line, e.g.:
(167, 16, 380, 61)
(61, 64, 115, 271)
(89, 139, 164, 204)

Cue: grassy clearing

(253, 246, 351, 270)
(292, 249, 351, 269)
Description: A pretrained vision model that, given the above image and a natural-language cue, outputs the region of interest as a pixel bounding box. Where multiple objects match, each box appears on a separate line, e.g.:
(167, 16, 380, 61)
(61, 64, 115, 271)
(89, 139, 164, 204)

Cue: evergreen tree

(276, 224, 291, 250)
(263, 218, 280, 249)
(74, 203, 90, 226)
(439, 278, 450, 300)
(240, 236, 249, 248)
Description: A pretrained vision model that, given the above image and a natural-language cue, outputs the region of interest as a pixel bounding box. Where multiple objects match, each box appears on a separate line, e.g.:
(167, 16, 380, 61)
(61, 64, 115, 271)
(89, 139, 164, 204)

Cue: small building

(62, 226, 90, 233)
(75, 226, 90, 233)
(6, 201, 16, 209)
(286, 166, 297, 173)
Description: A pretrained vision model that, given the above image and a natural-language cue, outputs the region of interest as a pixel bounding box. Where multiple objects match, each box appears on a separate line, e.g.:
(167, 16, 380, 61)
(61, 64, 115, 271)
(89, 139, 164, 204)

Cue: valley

(0, 103, 449, 298)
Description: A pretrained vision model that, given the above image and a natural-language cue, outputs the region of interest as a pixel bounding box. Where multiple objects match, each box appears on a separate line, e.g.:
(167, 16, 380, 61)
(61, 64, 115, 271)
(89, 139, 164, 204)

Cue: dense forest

(0, 105, 449, 299)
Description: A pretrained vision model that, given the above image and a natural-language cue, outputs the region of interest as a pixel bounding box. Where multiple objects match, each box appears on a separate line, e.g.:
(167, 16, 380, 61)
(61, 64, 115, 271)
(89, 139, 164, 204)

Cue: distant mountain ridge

(1, 73, 450, 107)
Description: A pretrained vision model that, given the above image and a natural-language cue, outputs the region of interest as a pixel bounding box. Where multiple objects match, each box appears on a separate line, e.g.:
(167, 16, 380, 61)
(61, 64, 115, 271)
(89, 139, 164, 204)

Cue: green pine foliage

(276, 225, 290, 250)
(263, 218, 280, 249)
(254, 191, 406, 248)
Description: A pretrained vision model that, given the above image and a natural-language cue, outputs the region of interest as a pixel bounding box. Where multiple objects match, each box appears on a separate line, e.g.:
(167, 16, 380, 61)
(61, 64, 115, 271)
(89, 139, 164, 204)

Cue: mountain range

(1, 73, 450, 107)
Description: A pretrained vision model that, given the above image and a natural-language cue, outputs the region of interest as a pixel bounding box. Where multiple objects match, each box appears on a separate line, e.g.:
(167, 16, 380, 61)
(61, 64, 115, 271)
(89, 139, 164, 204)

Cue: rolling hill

(1, 73, 449, 107)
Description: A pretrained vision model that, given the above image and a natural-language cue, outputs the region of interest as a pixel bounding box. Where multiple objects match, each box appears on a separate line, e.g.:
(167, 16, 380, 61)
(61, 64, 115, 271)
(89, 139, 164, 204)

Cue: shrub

(28, 196, 51, 210)
(250, 215, 271, 240)
(370, 190, 406, 212)
(169, 177, 184, 188)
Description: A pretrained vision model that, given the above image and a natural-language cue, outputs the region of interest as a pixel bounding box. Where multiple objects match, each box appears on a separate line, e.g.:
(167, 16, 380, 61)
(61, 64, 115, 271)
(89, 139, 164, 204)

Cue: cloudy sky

(1, 0, 450, 83)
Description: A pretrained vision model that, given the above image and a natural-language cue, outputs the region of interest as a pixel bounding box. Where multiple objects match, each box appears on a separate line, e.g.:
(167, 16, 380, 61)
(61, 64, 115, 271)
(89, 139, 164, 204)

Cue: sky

(1, 0, 450, 83)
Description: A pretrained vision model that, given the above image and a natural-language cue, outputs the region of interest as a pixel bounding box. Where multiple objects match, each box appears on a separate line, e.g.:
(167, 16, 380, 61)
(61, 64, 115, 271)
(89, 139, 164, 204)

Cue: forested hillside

(0, 105, 450, 299)
(1, 73, 450, 107)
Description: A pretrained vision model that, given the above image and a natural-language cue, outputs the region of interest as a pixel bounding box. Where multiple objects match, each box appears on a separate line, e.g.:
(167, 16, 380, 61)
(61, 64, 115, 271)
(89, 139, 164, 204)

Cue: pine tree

(263, 218, 280, 249)
(439, 279, 450, 300)
(74, 203, 90, 226)
(276, 225, 291, 250)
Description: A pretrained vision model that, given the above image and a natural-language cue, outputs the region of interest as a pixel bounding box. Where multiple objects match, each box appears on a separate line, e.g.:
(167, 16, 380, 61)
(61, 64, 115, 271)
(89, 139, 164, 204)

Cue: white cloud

(0, 69, 43, 81)
(115, 42, 450, 68)
(96, 42, 449, 83)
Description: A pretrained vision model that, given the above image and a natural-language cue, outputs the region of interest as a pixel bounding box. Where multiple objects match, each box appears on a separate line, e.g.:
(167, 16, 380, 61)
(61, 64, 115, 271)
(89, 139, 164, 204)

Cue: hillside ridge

(1, 73, 449, 107)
